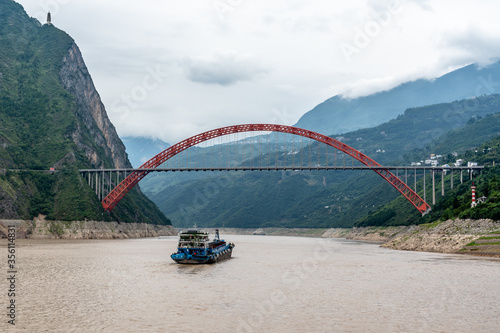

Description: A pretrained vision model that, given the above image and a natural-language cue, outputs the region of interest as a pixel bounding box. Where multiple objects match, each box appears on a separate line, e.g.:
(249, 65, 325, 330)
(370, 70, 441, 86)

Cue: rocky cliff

(0, 0, 170, 225)
(60, 43, 131, 169)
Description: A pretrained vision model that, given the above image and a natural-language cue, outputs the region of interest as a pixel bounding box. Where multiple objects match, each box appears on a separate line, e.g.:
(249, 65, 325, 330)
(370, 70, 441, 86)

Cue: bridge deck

(78, 166, 484, 173)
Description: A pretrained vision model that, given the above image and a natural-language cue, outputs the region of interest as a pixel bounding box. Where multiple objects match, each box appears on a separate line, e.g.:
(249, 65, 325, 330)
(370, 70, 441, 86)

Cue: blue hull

(171, 244, 234, 264)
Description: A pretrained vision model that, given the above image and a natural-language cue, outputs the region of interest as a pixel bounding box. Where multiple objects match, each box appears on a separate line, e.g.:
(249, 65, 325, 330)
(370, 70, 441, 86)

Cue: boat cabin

(178, 230, 209, 249)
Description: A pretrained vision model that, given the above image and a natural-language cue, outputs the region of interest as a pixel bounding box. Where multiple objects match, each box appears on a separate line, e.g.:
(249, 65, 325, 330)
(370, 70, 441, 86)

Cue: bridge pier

(423, 169, 426, 203)
(79, 166, 483, 205)
(11, 122, 491, 215)
(442, 170, 445, 197)
(414, 169, 417, 192)
(116, 171, 120, 191)
(96, 172, 99, 200)
(81, 169, 135, 201)
(100, 172, 103, 200)
(431, 171, 435, 201)
(451, 170, 454, 190)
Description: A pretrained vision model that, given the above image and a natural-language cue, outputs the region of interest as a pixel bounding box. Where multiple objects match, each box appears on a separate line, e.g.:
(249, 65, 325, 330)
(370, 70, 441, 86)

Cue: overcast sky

(16, 0, 500, 144)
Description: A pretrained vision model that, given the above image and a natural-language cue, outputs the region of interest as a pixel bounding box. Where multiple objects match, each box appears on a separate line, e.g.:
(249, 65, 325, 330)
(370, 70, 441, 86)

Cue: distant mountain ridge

(149, 95, 500, 228)
(122, 137, 170, 168)
(295, 62, 500, 136)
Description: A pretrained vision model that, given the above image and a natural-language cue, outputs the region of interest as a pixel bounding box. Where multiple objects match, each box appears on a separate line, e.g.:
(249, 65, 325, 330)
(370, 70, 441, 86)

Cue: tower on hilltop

(46, 12, 52, 25)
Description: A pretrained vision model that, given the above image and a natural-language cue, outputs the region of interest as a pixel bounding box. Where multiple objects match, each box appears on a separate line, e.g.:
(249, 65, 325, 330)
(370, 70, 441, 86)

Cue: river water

(1, 235, 499, 333)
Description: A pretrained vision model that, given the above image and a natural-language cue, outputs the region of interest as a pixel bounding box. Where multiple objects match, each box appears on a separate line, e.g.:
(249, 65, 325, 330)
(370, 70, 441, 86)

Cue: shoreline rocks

(380, 219, 500, 256)
(215, 219, 500, 257)
(0, 217, 177, 239)
(3, 218, 499, 257)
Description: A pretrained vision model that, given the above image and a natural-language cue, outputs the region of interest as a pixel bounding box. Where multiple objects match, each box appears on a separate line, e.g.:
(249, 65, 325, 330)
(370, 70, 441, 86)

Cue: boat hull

(207, 247, 233, 263)
(171, 247, 234, 265)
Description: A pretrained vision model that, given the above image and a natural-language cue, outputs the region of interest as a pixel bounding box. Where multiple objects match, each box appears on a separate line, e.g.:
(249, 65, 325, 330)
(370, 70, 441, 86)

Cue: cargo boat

(171, 229, 235, 264)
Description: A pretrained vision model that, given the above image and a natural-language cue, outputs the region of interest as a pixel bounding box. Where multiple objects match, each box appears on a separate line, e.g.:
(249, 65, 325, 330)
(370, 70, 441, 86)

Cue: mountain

(0, 0, 170, 224)
(357, 134, 500, 228)
(331, 94, 500, 163)
(122, 137, 170, 168)
(148, 95, 500, 228)
(295, 62, 500, 136)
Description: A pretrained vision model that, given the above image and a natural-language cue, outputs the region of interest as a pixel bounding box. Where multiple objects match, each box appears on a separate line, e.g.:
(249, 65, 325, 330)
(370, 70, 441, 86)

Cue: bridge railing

(80, 165, 484, 204)
(88, 124, 485, 213)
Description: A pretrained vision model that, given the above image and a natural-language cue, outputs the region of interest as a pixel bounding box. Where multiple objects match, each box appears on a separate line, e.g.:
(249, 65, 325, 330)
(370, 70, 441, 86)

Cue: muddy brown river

(1, 235, 499, 332)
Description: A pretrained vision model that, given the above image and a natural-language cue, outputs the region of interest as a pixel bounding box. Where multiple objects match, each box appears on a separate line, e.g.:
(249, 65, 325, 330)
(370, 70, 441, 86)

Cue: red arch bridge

(78, 124, 484, 215)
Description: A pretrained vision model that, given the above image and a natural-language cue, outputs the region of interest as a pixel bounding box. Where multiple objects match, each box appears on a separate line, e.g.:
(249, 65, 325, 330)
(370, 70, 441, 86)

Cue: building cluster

(410, 153, 477, 168)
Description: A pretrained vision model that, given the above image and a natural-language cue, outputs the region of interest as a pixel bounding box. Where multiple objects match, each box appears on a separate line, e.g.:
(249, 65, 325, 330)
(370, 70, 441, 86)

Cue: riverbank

(214, 219, 500, 257)
(0, 216, 177, 239)
(3, 218, 499, 257)
(381, 219, 500, 257)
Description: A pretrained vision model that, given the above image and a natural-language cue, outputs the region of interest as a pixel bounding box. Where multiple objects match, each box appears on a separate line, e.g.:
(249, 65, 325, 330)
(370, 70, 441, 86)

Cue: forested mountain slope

(0, 0, 170, 224)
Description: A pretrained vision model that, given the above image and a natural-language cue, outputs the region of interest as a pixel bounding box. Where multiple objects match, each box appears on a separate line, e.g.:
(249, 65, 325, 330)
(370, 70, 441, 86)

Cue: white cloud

(182, 51, 269, 86)
(438, 26, 500, 67)
(14, 0, 500, 143)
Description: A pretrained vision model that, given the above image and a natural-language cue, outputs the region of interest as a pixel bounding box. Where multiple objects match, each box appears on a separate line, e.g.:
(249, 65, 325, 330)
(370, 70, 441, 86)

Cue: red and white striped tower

(471, 183, 477, 208)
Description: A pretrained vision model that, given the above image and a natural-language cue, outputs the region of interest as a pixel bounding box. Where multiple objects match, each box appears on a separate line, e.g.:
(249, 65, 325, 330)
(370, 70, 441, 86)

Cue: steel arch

(102, 124, 431, 214)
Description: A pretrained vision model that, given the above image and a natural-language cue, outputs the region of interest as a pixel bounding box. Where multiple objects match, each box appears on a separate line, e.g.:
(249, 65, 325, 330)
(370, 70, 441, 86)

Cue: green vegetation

(478, 236, 500, 240)
(340, 94, 500, 164)
(467, 241, 500, 246)
(358, 136, 500, 227)
(0, 4, 79, 170)
(5, 0, 498, 228)
(150, 95, 500, 228)
(0, 0, 170, 225)
(421, 220, 445, 229)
